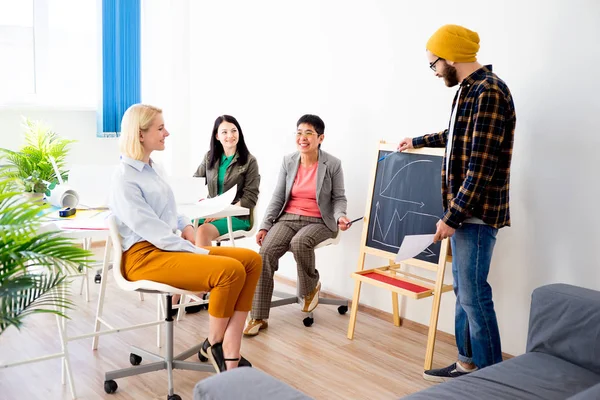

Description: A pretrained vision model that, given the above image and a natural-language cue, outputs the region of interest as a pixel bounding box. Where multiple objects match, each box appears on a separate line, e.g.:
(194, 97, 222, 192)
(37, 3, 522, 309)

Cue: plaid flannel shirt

(413, 65, 516, 229)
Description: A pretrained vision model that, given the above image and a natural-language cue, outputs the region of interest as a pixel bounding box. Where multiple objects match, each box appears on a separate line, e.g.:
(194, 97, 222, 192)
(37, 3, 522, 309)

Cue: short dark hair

(208, 115, 250, 169)
(296, 114, 325, 135)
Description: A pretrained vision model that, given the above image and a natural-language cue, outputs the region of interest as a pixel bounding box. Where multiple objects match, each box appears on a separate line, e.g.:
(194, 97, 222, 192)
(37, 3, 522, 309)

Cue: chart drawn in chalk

(371, 202, 438, 253)
(366, 150, 443, 263)
(379, 159, 433, 205)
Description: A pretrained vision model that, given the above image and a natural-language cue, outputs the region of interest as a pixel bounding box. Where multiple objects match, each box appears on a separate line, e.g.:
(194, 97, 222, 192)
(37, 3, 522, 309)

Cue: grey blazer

(260, 150, 347, 232)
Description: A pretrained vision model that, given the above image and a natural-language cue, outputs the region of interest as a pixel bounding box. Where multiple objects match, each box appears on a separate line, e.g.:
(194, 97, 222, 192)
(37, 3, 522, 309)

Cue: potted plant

(0, 177, 92, 335)
(0, 118, 74, 200)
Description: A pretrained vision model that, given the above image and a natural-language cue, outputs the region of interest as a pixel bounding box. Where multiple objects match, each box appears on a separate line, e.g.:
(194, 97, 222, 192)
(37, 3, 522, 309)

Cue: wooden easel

(346, 141, 452, 370)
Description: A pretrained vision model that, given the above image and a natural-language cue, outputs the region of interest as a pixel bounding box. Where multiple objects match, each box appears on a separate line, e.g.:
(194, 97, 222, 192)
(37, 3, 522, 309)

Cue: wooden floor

(0, 265, 457, 399)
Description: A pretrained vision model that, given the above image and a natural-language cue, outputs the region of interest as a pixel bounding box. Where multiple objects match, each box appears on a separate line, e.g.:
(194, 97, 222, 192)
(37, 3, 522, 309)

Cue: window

(0, 0, 98, 107)
(0, 0, 35, 97)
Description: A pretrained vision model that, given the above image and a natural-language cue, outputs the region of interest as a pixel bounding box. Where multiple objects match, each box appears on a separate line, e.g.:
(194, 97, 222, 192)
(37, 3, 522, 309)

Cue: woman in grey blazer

(244, 114, 351, 336)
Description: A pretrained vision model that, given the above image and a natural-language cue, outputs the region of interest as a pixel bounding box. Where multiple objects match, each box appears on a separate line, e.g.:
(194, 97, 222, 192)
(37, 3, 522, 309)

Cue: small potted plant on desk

(0, 118, 73, 202)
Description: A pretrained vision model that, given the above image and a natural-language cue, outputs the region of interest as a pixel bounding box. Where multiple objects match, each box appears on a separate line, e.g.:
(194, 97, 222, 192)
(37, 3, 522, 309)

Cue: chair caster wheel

(130, 353, 142, 365)
(94, 273, 101, 284)
(198, 351, 208, 362)
(104, 380, 118, 394)
(338, 305, 348, 315)
(167, 394, 181, 400)
(303, 316, 314, 327)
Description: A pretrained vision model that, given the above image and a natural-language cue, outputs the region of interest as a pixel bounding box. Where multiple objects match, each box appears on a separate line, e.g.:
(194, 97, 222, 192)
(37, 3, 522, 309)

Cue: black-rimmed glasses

(429, 57, 442, 71)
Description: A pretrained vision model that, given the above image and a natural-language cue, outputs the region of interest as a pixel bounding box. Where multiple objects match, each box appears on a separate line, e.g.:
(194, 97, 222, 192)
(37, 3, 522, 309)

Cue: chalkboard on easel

(349, 142, 451, 371)
(365, 147, 444, 263)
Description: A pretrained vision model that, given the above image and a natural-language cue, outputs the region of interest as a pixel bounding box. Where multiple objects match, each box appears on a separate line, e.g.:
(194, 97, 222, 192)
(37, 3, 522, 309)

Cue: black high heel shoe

(207, 342, 238, 373)
(199, 338, 252, 370)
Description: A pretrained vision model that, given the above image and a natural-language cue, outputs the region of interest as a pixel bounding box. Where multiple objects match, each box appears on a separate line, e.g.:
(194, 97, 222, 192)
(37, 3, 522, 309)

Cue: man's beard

(442, 64, 459, 87)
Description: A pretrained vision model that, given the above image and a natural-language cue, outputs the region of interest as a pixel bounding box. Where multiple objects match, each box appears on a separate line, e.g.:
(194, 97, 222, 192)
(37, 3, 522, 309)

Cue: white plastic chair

(214, 201, 259, 247)
(101, 215, 215, 398)
(271, 231, 349, 327)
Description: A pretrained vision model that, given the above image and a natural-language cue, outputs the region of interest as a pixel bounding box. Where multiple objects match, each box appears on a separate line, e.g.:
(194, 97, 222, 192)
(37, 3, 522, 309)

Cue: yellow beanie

(426, 24, 480, 63)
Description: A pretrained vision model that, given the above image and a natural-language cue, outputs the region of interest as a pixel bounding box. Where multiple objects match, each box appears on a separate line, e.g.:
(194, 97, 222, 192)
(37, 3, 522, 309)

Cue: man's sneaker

(302, 282, 321, 312)
(243, 319, 268, 336)
(422, 363, 477, 382)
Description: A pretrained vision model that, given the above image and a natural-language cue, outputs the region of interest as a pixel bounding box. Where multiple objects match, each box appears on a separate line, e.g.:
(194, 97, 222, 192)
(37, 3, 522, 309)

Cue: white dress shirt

(109, 156, 208, 254)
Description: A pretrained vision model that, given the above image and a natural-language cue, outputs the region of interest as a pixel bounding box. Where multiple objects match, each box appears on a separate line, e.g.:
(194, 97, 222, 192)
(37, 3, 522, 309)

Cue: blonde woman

(109, 104, 261, 372)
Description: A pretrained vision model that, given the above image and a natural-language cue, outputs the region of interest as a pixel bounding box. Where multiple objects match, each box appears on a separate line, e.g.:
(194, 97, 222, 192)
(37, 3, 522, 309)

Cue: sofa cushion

(402, 352, 600, 400)
(527, 284, 600, 375)
(193, 368, 312, 400)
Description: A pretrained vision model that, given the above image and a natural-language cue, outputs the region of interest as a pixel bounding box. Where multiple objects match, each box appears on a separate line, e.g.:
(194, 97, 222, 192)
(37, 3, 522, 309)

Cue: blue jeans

(451, 223, 502, 368)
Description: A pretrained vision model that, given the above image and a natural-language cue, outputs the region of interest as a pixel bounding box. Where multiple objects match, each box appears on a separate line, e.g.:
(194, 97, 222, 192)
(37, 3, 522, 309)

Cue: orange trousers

(122, 241, 262, 318)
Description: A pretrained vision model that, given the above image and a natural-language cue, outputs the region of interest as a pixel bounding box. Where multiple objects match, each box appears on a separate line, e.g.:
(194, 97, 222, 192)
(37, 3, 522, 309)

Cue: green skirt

(196, 216, 251, 236)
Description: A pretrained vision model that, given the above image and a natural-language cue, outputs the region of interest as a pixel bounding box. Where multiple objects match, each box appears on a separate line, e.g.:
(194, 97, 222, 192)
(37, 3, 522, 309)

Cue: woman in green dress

(193, 115, 260, 246)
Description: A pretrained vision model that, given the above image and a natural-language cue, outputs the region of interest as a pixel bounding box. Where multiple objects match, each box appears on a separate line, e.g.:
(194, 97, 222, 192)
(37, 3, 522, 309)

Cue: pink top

(284, 163, 322, 218)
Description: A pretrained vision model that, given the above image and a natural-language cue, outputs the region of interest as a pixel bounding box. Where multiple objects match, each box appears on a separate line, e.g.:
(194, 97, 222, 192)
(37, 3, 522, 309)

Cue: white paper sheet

(177, 185, 238, 220)
(395, 234, 435, 262)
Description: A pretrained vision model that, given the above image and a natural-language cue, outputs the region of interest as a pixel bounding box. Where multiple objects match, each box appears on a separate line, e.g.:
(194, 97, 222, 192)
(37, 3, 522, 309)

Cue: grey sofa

(194, 284, 600, 400)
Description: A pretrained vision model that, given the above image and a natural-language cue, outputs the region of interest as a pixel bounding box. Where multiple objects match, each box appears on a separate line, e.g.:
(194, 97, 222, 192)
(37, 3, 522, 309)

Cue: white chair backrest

(107, 215, 131, 289)
(106, 215, 199, 295)
(215, 197, 260, 242)
(246, 199, 260, 236)
(315, 229, 341, 250)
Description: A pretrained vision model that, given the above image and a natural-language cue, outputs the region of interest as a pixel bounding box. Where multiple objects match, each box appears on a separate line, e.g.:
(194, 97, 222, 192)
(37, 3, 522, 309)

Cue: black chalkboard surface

(365, 149, 443, 262)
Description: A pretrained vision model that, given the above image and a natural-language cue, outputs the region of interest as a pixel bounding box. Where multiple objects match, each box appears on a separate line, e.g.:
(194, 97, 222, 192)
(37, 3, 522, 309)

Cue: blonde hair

(119, 104, 163, 160)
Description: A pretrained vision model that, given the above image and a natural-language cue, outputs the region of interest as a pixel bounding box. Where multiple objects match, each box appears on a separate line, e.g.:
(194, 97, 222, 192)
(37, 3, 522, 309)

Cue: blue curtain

(99, 0, 141, 136)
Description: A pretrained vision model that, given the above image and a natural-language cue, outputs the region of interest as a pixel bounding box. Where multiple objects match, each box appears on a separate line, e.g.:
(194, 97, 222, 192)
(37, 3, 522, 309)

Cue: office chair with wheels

(270, 231, 349, 327)
(103, 215, 215, 400)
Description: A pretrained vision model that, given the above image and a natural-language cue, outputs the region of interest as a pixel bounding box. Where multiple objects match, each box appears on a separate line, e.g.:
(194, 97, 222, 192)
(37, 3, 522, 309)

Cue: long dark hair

(208, 115, 250, 169)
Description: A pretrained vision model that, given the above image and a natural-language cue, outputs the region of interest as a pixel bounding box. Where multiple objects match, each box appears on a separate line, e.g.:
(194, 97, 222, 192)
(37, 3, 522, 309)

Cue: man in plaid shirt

(398, 24, 516, 382)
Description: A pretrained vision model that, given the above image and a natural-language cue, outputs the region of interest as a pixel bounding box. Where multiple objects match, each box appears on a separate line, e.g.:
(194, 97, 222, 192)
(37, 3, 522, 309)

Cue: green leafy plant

(0, 118, 74, 194)
(0, 178, 93, 335)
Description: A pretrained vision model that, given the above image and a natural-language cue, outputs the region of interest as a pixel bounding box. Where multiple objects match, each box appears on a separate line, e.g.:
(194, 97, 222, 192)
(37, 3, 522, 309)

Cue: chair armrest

(526, 284, 600, 374)
(567, 383, 600, 400)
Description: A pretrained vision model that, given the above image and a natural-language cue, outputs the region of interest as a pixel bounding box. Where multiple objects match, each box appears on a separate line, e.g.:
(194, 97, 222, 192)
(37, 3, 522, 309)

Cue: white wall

(0, 107, 119, 165)
(187, 0, 600, 357)
(1, 0, 598, 358)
